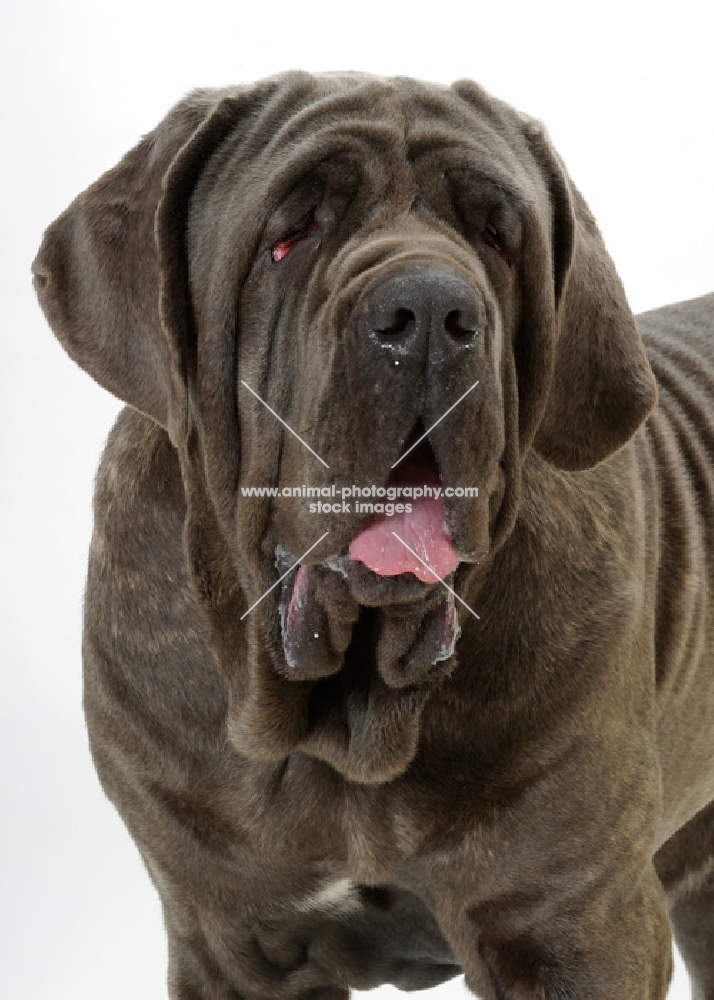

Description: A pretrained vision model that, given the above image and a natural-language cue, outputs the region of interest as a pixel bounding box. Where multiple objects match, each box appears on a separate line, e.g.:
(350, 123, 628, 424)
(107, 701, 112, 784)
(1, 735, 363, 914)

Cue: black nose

(359, 263, 485, 348)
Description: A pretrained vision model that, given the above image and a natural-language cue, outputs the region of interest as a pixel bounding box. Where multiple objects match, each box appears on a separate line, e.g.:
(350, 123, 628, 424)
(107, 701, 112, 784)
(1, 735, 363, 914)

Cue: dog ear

(522, 121, 658, 470)
(32, 90, 252, 447)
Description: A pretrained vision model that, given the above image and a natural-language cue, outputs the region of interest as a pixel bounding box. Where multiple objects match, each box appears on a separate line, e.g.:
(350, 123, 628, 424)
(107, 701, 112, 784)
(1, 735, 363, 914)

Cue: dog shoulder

(637, 291, 714, 360)
(93, 406, 185, 522)
(85, 407, 227, 751)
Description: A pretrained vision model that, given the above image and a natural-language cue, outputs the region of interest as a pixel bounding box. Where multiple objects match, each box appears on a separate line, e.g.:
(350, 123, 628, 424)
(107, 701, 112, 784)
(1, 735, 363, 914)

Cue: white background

(1, 0, 712, 997)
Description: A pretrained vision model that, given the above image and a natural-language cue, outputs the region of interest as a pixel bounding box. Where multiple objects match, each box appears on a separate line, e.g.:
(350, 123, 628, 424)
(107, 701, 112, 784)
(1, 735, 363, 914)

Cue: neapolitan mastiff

(33, 72, 714, 999)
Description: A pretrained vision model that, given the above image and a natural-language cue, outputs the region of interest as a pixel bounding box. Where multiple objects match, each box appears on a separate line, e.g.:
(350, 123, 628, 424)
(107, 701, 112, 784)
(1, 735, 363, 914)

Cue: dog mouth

(347, 422, 460, 583)
(275, 423, 463, 686)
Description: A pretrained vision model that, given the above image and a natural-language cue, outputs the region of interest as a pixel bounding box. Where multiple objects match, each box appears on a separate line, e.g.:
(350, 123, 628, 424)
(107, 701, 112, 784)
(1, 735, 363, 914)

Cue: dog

(33, 71, 714, 999)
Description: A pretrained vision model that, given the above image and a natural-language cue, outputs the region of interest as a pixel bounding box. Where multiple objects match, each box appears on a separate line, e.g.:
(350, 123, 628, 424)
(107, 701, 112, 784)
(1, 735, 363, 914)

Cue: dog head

(33, 72, 656, 782)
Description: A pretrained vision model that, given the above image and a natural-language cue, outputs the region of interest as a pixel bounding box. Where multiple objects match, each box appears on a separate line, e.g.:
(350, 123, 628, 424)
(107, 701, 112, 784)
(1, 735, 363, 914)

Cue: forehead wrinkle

(263, 86, 416, 232)
(413, 144, 533, 215)
(406, 79, 522, 149)
(194, 75, 320, 190)
(267, 121, 408, 181)
(407, 112, 523, 168)
(262, 79, 409, 163)
(190, 77, 407, 208)
(398, 81, 537, 194)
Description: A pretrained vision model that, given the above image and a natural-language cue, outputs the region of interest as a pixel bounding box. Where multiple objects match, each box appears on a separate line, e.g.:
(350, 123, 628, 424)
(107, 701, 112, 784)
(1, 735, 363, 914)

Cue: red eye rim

(271, 215, 319, 263)
(484, 224, 512, 267)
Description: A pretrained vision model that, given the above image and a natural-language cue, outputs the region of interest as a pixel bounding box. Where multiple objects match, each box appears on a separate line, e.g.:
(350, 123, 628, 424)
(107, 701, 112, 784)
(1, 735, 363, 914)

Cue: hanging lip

(274, 545, 462, 690)
(276, 543, 441, 607)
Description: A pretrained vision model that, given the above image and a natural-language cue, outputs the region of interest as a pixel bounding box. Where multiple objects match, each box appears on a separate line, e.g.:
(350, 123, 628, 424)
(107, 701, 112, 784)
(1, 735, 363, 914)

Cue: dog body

(34, 73, 714, 999)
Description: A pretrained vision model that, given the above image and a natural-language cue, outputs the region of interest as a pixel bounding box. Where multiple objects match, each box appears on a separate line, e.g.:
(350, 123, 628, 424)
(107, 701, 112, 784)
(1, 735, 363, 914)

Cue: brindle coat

(33, 72, 714, 999)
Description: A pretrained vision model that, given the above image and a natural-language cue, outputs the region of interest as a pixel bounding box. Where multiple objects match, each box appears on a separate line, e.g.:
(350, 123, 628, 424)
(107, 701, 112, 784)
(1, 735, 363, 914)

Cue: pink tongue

(349, 436, 460, 583)
(349, 494, 459, 583)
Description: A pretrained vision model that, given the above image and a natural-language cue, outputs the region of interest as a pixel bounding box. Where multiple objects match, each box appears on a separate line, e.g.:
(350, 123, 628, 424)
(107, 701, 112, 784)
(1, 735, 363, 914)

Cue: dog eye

(271, 211, 319, 262)
(484, 224, 512, 267)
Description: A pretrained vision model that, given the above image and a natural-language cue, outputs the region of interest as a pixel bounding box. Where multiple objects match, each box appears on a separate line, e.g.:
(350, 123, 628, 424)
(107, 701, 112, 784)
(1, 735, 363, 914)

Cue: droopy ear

(523, 122, 658, 470)
(32, 90, 250, 447)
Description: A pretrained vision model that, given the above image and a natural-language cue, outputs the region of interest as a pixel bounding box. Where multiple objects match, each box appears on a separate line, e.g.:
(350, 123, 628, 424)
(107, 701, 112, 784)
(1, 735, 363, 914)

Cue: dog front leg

(437, 862, 672, 1000)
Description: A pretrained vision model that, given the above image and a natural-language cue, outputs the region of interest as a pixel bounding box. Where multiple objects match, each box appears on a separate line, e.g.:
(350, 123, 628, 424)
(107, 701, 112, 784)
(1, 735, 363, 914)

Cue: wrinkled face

(185, 77, 551, 688)
(35, 70, 656, 777)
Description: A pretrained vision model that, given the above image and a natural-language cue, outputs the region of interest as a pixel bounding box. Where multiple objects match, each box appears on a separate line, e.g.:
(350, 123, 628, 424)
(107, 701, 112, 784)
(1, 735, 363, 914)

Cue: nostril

(375, 307, 415, 340)
(444, 309, 478, 341)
